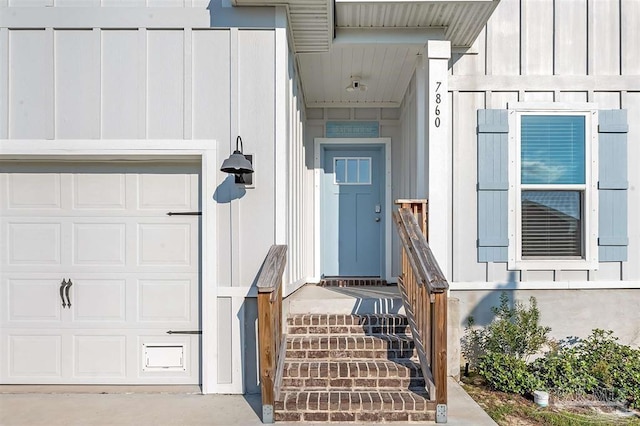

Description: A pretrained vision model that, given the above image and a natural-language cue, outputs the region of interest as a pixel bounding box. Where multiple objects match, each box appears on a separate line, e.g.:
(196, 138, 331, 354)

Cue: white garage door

(0, 162, 200, 384)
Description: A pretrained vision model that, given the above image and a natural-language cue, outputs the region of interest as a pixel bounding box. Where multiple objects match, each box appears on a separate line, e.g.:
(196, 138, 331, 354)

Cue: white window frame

(333, 156, 372, 185)
(507, 103, 599, 271)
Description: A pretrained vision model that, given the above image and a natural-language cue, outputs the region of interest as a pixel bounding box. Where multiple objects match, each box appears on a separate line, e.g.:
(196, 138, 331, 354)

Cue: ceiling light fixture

(345, 76, 367, 92)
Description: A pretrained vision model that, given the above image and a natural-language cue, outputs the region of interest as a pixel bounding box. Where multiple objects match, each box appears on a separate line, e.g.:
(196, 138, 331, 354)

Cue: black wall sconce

(220, 136, 254, 184)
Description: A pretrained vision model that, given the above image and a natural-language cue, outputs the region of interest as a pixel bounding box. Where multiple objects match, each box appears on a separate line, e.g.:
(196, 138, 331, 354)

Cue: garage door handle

(166, 330, 202, 334)
(167, 212, 202, 216)
(64, 279, 73, 308)
(60, 279, 68, 308)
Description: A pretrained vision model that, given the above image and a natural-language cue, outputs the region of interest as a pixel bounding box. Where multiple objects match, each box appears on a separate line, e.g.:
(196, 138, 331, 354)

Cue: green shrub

(530, 344, 597, 395)
(531, 329, 640, 409)
(464, 292, 550, 394)
(478, 352, 542, 394)
(461, 316, 486, 371)
(463, 293, 640, 409)
(574, 329, 640, 409)
(483, 292, 551, 361)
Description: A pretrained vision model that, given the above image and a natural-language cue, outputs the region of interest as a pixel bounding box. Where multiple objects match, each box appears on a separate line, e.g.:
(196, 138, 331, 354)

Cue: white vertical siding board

(621, 0, 640, 74)
(228, 28, 240, 288)
(8, 0, 52, 5)
(623, 93, 640, 280)
(238, 30, 275, 287)
(523, 91, 554, 102)
(147, 30, 184, 139)
(488, 91, 519, 109)
(557, 91, 588, 103)
(274, 23, 288, 247)
(588, 0, 620, 75)
(452, 92, 488, 282)
(55, 0, 100, 5)
(9, 29, 54, 139)
(102, 30, 140, 139)
(521, 0, 553, 75)
(183, 28, 193, 140)
(555, 0, 587, 75)
(593, 262, 622, 281)
(192, 30, 230, 141)
(138, 28, 146, 139)
(521, 270, 555, 282)
(0, 29, 8, 139)
(148, 0, 184, 6)
(486, 0, 520, 75)
(216, 297, 233, 384)
(191, 29, 231, 285)
(453, 27, 486, 76)
(593, 92, 621, 109)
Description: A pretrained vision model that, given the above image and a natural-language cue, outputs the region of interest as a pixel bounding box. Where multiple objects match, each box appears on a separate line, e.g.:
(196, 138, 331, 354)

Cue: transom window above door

(334, 157, 371, 185)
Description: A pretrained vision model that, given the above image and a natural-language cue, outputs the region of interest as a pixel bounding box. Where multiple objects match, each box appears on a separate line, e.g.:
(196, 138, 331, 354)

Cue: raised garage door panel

(0, 163, 200, 384)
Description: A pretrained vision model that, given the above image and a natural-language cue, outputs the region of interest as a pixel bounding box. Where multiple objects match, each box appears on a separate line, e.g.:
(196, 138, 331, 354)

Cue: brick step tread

(288, 324, 412, 336)
(282, 359, 422, 379)
(287, 313, 409, 327)
(281, 377, 427, 390)
(286, 334, 414, 350)
(275, 410, 435, 423)
(275, 390, 435, 413)
(285, 335, 415, 360)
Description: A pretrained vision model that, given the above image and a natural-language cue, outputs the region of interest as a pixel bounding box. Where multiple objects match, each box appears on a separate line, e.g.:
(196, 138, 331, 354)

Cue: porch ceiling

(232, 0, 500, 107)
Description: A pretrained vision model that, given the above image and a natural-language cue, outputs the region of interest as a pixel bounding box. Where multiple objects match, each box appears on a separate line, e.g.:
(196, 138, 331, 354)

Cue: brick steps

(281, 360, 426, 390)
(274, 390, 436, 422)
(285, 335, 416, 360)
(275, 314, 435, 423)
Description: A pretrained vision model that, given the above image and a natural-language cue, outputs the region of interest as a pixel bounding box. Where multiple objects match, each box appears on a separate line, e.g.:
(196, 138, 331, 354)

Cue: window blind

(521, 115, 585, 185)
(521, 191, 582, 257)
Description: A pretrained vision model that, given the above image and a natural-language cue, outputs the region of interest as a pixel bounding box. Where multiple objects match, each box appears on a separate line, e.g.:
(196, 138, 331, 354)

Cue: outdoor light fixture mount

(345, 76, 367, 92)
(220, 136, 254, 185)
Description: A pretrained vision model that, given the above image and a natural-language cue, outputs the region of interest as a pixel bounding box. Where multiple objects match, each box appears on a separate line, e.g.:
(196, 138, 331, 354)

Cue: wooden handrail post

(256, 245, 287, 424)
(433, 291, 448, 407)
(258, 291, 275, 423)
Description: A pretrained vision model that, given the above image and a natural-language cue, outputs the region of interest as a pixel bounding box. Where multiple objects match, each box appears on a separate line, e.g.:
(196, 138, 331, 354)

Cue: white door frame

(314, 138, 392, 283)
(0, 140, 219, 394)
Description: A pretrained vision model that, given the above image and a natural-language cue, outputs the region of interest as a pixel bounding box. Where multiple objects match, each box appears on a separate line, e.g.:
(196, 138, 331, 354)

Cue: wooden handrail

(256, 245, 288, 424)
(393, 201, 448, 422)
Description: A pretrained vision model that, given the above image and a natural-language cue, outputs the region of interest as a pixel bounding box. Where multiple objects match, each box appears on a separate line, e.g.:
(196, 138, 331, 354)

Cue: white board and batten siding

(0, 4, 304, 393)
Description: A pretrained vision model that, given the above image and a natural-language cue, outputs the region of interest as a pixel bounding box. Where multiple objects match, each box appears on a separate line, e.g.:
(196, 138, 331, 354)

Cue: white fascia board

(0, 7, 211, 29)
(333, 27, 446, 47)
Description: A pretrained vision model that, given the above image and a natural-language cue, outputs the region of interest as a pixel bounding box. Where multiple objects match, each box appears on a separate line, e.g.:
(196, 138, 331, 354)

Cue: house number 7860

(434, 81, 442, 128)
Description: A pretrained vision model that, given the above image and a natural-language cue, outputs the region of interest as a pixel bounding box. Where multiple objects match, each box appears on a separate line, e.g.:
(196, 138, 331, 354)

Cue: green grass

(461, 376, 640, 426)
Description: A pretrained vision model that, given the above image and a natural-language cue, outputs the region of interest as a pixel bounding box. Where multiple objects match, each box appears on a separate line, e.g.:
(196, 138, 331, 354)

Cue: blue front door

(321, 146, 384, 277)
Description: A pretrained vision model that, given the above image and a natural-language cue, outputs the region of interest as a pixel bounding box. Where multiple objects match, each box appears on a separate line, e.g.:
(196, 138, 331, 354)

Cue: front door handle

(375, 217, 381, 222)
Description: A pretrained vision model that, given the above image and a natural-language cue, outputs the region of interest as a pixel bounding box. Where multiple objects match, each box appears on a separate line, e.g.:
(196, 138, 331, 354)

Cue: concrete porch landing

(0, 379, 496, 426)
(286, 283, 405, 315)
